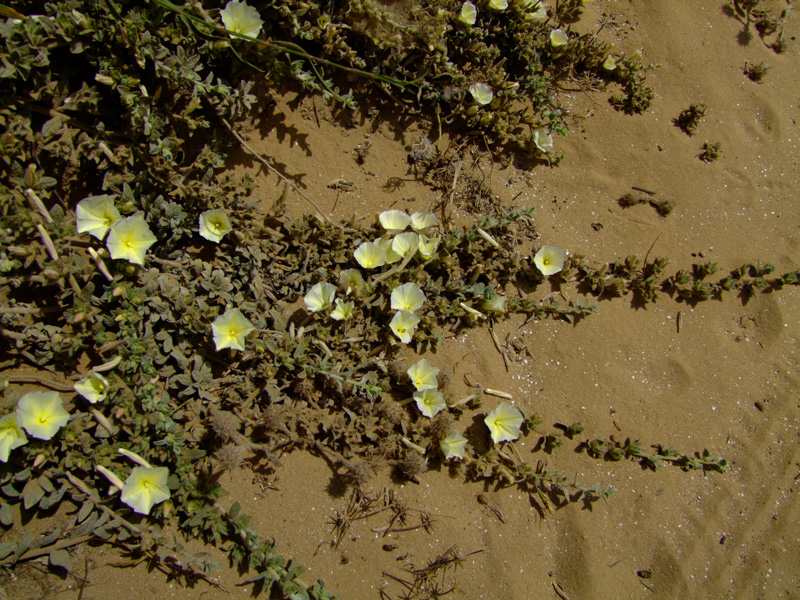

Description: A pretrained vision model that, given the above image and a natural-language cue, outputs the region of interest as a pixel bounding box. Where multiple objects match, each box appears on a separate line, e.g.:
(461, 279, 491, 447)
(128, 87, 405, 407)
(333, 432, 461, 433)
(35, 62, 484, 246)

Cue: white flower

(330, 298, 355, 321)
(74, 372, 111, 404)
(219, 0, 263, 38)
(354, 241, 387, 269)
(392, 232, 419, 259)
(378, 210, 411, 232)
(534, 129, 554, 153)
(198, 208, 232, 243)
(75, 195, 121, 240)
(390, 310, 420, 344)
(550, 28, 569, 47)
(482, 294, 507, 314)
(0, 413, 27, 463)
(339, 269, 365, 294)
(469, 83, 493, 106)
(120, 466, 171, 515)
(410, 211, 437, 232)
(418, 235, 440, 260)
(15, 391, 70, 441)
(377, 238, 402, 264)
(458, 2, 477, 25)
(211, 308, 255, 352)
(413, 389, 447, 418)
(484, 402, 523, 444)
(440, 431, 467, 460)
(533, 245, 566, 276)
(304, 282, 337, 313)
(407, 359, 439, 391)
(391, 282, 426, 312)
(488, 0, 508, 10)
(105, 213, 157, 266)
(525, 1, 548, 21)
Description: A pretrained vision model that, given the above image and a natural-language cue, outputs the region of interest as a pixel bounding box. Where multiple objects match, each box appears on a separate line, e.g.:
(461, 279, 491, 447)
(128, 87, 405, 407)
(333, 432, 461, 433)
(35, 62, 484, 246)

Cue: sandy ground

(5, 1, 800, 599)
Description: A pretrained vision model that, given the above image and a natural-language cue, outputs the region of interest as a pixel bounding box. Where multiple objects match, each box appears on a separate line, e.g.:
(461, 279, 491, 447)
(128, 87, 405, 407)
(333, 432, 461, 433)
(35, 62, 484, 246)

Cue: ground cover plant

(1, 1, 799, 598)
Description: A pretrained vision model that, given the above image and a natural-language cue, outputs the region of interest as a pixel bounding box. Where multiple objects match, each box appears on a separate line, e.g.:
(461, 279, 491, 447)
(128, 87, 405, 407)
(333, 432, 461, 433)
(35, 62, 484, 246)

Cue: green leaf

(0, 503, 13, 526)
(12, 530, 32, 562)
(22, 479, 44, 510)
(49, 548, 72, 571)
(77, 501, 93, 523)
(40, 483, 68, 510)
(0, 543, 15, 560)
(38, 528, 62, 547)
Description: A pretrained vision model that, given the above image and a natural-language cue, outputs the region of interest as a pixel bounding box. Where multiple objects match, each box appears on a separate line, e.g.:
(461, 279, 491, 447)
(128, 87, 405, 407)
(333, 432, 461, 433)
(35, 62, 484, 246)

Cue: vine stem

(149, 0, 423, 89)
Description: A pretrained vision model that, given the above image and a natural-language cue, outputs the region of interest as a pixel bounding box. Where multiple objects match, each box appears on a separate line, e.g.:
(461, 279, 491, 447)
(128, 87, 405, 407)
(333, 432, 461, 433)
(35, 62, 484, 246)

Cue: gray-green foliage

(0, 1, 798, 597)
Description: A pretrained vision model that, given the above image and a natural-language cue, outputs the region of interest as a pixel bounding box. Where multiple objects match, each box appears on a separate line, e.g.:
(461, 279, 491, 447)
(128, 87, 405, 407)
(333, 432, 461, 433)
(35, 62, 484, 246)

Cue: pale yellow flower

(440, 431, 467, 460)
(550, 28, 569, 47)
(458, 2, 477, 25)
(390, 310, 420, 344)
(407, 358, 439, 391)
(392, 232, 419, 259)
(330, 298, 355, 321)
(534, 128, 554, 153)
(391, 282, 426, 312)
(488, 0, 508, 10)
(482, 294, 507, 314)
(378, 210, 411, 232)
(339, 269, 365, 294)
(410, 211, 437, 232)
(533, 245, 565, 276)
(418, 235, 440, 260)
(75, 195, 121, 240)
(469, 83, 493, 106)
(377, 238, 402, 264)
(354, 241, 387, 269)
(16, 391, 70, 441)
(105, 213, 157, 266)
(211, 308, 255, 351)
(0, 413, 27, 463)
(413, 389, 447, 418)
(73, 372, 110, 404)
(524, 1, 548, 21)
(603, 55, 617, 71)
(304, 282, 337, 313)
(198, 208, 232, 243)
(219, 0, 263, 38)
(484, 402, 523, 444)
(120, 466, 171, 515)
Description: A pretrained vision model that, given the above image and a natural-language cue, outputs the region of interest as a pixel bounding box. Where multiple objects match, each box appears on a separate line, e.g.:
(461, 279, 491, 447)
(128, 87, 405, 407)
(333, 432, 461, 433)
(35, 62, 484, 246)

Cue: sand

(4, 1, 800, 599)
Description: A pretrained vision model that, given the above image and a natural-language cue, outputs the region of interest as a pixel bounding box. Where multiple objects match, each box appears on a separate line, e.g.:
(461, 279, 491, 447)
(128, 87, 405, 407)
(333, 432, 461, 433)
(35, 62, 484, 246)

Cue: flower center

(125, 240, 134, 249)
(39, 415, 48, 423)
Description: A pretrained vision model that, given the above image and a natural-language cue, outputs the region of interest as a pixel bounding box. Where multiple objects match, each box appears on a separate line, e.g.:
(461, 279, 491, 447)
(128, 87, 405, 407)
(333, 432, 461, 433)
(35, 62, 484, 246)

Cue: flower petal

(16, 391, 70, 441)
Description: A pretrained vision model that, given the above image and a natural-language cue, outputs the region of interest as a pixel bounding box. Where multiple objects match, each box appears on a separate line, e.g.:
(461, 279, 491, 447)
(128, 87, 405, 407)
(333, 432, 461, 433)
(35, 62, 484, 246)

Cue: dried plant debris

(618, 192, 675, 217)
(382, 546, 484, 600)
(743, 60, 770, 82)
